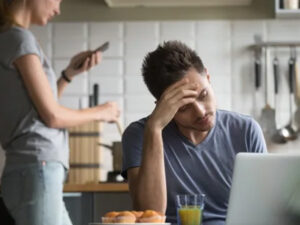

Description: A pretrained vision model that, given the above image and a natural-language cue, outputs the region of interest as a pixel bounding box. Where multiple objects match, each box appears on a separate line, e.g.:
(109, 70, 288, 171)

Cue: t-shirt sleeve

(121, 121, 144, 179)
(247, 118, 268, 153)
(7, 28, 41, 68)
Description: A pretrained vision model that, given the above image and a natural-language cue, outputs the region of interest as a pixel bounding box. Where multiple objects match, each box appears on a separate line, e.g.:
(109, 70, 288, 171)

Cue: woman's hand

(94, 101, 121, 123)
(64, 50, 102, 80)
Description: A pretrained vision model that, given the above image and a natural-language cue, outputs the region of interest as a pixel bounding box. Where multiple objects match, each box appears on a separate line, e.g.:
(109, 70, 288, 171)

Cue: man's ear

(206, 74, 211, 83)
(204, 68, 211, 83)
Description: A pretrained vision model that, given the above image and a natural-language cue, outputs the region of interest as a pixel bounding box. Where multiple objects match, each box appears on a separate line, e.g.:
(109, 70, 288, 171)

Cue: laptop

(226, 152, 300, 225)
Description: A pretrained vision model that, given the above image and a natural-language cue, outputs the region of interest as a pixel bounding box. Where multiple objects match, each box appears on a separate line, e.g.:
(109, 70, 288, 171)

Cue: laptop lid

(226, 152, 300, 225)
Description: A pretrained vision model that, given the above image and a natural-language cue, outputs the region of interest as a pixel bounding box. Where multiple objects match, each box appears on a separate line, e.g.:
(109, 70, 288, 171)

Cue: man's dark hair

(142, 40, 205, 100)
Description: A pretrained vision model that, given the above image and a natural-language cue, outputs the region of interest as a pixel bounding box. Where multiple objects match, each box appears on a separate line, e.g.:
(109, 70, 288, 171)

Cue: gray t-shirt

(0, 26, 69, 168)
(121, 110, 267, 225)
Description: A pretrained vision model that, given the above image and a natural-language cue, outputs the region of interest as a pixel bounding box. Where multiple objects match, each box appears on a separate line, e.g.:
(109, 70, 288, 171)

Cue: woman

(0, 0, 120, 224)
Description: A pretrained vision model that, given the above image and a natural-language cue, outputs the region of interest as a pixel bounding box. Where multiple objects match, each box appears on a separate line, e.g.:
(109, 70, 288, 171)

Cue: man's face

(173, 68, 217, 132)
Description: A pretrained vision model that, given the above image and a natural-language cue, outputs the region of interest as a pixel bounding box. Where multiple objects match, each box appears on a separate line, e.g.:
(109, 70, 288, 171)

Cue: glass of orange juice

(176, 194, 205, 225)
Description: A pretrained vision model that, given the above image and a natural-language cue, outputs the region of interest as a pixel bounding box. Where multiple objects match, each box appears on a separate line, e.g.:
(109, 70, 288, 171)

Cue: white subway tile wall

(160, 21, 196, 49)
(231, 21, 266, 117)
(2, 19, 299, 181)
(90, 77, 123, 95)
(125, 76, 149, 95)
(89, 22, 124, 58)
(197, 21, 232, 110)
(53, 23, 88, 58)
(124, 58, 144, 76)
(90, 59, 123, 77)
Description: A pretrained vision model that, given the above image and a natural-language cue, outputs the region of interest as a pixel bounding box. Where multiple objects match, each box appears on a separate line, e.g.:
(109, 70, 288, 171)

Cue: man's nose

(192, 101, 206, 118)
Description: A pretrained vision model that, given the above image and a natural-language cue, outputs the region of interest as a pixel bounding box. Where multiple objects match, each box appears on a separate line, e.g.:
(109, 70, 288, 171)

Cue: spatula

(259, 48, 276, 138)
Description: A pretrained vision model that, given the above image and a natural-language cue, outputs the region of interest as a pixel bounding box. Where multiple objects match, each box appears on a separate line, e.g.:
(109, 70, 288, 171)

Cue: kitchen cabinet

(64, 192, 132, 225)
(63, 192, 132, 224)
(64, 192, 92, 225)
(93, 192, 132, 222)
(64, 183, 131, 224)
(275, 0, 300, 18)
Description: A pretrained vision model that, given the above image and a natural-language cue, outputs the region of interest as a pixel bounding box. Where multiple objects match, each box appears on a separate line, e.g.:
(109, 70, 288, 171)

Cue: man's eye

(179, 104, 192, 112)
(179, 106, 187, 112)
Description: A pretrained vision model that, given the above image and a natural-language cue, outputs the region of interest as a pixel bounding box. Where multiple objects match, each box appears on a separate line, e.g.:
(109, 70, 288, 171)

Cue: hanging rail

(250, 41, 300, 49)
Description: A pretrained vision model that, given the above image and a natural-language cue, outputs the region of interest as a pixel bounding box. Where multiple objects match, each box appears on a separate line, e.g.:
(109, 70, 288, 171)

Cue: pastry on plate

(115, 211, 136, 223)
(131, 211, 144, 220)
(102, 211, 119, 223)
(138, 210, 166, 223)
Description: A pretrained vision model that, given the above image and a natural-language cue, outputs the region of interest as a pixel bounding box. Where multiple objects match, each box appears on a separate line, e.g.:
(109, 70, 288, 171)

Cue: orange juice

(178, 206, 202, 225)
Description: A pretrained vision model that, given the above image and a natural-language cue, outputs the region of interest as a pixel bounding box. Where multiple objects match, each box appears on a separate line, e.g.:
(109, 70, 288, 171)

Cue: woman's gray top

(0, 26, 69, 168)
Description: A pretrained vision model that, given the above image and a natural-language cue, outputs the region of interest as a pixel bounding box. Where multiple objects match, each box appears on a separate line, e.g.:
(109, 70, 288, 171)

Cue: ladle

(275, 47, 298, 142)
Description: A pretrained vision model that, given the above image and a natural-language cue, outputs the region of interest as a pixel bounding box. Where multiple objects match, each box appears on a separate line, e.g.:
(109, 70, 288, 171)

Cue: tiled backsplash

(1, 19, 300, 180)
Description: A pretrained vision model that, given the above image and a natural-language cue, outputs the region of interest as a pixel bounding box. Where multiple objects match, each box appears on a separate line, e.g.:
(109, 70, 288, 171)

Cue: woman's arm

(56, 74, 69, 98)
(14, 54, 119, 129)
(57, 51, 101, 98)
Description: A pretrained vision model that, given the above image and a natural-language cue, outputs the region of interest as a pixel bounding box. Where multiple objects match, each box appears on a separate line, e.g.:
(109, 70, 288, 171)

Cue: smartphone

(74, 41, 110, 70)
(93, 41, 109, 53)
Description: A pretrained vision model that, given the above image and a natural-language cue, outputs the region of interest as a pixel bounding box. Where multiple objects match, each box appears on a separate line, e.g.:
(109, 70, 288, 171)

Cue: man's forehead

(185, 72, 208, 87)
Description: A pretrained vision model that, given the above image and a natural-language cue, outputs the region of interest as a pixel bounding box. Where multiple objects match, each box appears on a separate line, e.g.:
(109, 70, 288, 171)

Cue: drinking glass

(176, 194, 205, 225)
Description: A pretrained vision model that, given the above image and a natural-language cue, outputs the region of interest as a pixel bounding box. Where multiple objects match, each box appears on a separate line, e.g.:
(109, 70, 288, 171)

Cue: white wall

(1, 19, 300, 180)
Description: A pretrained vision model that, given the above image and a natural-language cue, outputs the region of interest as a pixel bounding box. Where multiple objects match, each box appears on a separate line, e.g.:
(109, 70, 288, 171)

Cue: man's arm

(127, 126, 166, 213)
(249, 118, 268, 153)
(126, 79, 199, 214)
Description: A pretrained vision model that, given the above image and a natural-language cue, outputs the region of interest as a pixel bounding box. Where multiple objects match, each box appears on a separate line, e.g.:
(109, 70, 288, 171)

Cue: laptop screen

(226, 153, 300, 225)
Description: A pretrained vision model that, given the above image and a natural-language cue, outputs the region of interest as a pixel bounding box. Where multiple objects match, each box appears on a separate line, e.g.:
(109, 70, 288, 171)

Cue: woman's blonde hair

(0, 0, 21, 31)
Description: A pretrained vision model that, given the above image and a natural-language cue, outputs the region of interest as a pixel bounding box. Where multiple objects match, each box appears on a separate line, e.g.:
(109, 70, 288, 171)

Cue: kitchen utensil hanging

(294, 54, 300, 131)
(254, 48, 262, 119)
(272, 51, 287, 144)
(275, 47, 298, 142)
(251, 37, 300, 143)
(259, 47, 277, 138)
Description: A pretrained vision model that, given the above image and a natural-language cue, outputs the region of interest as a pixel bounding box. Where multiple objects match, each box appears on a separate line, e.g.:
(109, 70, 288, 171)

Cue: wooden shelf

(63, 182, 129, 192)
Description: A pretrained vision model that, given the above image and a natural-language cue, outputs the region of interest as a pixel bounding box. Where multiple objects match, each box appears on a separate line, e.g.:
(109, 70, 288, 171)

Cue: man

(121, 41, 267, 225)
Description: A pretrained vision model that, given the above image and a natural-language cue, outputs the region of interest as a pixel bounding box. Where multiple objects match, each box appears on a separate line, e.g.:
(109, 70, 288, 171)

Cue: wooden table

(64, 182, 129, 192)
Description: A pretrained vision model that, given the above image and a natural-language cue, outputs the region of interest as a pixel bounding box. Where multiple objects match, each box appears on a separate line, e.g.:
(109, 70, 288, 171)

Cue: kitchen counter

(63, 182, 129, 192)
